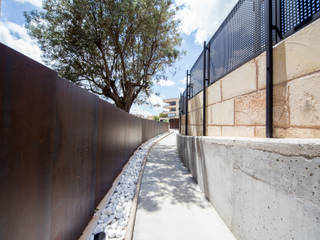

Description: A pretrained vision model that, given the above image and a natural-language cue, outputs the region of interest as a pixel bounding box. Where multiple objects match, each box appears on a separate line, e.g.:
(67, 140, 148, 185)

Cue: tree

(25, 0, 182, 112)
(159, 112, 168, 118)
(153, 116, 160, 121)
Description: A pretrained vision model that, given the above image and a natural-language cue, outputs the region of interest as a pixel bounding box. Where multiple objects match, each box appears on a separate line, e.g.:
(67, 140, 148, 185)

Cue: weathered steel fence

(169, 118, 179, 129)
(0, 43, 168, 240)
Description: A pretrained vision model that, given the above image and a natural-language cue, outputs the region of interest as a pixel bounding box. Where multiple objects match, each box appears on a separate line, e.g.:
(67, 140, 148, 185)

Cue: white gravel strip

(87, 133, 168, 240)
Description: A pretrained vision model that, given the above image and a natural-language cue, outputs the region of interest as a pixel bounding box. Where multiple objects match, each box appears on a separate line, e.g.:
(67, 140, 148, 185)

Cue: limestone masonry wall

(185, 18, 320, 138)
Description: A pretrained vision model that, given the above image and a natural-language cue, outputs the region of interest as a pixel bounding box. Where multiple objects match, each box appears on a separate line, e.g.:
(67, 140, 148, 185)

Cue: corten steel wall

(169, 119, 179, 129)
(0, 43, 168, 240)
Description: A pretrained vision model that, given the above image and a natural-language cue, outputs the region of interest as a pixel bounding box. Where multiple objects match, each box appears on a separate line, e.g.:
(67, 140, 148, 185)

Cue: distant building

(163, 98, 179, 119)
(159, 98, 179, 128)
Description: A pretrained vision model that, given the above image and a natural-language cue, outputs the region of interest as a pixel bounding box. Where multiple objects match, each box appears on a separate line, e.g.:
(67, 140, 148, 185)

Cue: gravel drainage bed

(81, 132, 170, 240)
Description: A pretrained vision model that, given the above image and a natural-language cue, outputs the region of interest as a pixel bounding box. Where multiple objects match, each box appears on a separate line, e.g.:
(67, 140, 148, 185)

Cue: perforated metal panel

(209, 0, 266, 87)
(182, 0, 320, 102)
(179, 90, 187, 115)
(187, 0, 266, 98)
(190, 52, 204, 97)
(280, 0, 320, 36)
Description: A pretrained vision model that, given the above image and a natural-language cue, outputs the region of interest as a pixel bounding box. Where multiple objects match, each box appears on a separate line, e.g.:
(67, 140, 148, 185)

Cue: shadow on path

(133, 133, 237, 240)
(138, 135, 209, 212)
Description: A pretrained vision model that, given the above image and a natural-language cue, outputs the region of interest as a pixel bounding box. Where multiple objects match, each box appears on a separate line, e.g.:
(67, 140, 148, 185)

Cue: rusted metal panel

(0, 43, 168, 240)
(94, 101, 139, 207)
(0, 43, 57, 240)
(169, 119, 179, 129)
(49, 78, 98, 240)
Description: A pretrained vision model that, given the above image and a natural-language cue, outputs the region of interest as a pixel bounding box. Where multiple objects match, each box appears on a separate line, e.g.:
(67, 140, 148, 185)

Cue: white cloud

(15, 0, 42, 7)
(180, 77, 187, 85)
(149, 93, 165, 108)
(130, 93, 166, 117)
(157, 79, 176, 87)
(0, 21, 43, 64)
(130, 104, 153, 117)
(176, 0, 238, 44)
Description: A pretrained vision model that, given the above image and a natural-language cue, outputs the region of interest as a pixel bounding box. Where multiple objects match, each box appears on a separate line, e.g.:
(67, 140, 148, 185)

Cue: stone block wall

(180, 114, 186, 135)
(185, 19, 320, 138)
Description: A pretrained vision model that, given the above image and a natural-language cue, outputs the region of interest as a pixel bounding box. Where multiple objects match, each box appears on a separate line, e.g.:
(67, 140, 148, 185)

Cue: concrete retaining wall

(177, 134, 320, 240)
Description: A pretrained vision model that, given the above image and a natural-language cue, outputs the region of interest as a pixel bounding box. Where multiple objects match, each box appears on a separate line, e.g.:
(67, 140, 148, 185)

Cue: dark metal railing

(281, 0, 320, 38)
(179, 0, 320, 137)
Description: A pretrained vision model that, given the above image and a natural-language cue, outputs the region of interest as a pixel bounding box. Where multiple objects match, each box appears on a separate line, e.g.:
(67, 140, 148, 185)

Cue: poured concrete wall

(186, 18, 320, 138)
(177, 134, 320, 240)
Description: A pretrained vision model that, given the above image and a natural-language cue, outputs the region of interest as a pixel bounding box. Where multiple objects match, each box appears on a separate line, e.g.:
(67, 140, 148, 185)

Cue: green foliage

(25, 0, 182, 112)
(159, 112, 168, 118)
(153, 116, 160, 121)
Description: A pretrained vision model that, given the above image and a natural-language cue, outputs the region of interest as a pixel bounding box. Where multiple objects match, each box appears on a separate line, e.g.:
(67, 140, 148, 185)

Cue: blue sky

(0, 0, 237, 116)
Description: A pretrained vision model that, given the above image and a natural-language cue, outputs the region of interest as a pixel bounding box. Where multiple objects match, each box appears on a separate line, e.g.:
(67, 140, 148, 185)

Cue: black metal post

(207, 43, 210, 133)
(185, 70, 189, 136)
(179, 94, 181, 134)
(202, 41, 210, 136)
(266, 0, 273, 138)
(203, 41, 207, 136)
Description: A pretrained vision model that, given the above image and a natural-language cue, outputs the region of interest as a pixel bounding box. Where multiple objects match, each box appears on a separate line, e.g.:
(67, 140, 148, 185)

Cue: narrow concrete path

(132, 133, 236, 240)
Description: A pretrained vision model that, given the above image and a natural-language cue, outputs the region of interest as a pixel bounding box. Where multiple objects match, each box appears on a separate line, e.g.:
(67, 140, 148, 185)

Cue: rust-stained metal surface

(169, 119, 179, 129)
(0, 43, 168, 240)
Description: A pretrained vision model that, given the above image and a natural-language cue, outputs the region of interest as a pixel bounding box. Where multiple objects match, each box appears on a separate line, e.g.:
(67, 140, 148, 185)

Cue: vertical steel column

(179, 94, 181, 134)
(266, 0, 273, 138)
(203, 42, 207, 136)
(185, 70, 189, 136)
(202, 41, 210, 136)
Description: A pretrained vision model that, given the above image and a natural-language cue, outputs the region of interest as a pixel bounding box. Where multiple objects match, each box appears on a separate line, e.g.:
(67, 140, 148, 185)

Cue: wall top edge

(177, 133, 320, 144)
(177, 134, 320, 158)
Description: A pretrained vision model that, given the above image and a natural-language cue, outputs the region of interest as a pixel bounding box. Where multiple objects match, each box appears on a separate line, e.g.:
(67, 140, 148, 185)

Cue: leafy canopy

(25, 0, 182, 112)
(159, 112, 168, 118)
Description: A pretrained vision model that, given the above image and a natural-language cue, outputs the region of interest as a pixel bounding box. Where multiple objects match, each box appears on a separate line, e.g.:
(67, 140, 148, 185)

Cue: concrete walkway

(132, 133, 236, 240)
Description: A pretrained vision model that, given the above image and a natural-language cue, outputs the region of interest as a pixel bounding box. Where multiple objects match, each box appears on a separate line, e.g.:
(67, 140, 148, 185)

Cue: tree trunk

(114, 100, 132, 113)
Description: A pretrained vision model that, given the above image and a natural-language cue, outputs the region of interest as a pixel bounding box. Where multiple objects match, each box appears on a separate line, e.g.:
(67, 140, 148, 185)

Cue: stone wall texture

(177, 134, 320, 240)
(184, 19, 320, 138)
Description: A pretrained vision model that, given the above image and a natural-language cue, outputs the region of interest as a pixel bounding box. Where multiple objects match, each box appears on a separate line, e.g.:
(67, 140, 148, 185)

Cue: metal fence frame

(179, 0, 320, 137)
